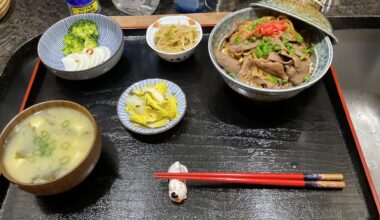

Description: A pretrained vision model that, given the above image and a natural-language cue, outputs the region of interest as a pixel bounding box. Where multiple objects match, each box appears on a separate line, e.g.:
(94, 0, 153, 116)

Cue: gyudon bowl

(208, 8, 333, 101)
(0, 100, 101, 195)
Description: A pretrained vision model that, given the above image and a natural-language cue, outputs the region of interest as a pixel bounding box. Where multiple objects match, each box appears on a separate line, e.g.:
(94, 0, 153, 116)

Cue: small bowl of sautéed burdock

(146, 16, 202, 62)
(0, 101, 101, 195)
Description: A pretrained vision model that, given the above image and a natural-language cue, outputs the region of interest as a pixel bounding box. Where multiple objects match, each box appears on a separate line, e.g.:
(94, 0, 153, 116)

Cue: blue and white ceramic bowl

(38, 13, 124, 80)
(146, 16, 202, 62)
(208, 7, 333, 101)
(117, 79, 187, 135)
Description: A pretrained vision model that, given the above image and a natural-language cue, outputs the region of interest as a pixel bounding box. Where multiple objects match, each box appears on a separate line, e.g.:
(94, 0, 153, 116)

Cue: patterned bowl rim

(146, 15, 203, 55)
(208, 7, 333, 94)
(250, 2, 338, 43)
(117, 78, 187, 135)
(37, 13, 123, 73)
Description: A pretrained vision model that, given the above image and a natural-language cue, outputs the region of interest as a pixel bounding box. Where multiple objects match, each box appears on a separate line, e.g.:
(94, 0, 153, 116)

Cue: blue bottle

(66, 0, 101, 15)
(175, 0, 205, 13)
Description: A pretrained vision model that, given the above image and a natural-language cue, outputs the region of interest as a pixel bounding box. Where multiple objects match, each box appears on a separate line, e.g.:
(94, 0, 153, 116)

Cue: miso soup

(2, 107, 95, 184)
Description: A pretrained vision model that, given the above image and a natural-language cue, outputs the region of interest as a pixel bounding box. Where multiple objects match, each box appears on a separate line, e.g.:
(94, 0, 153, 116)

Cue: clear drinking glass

(112, 0, 160, 15)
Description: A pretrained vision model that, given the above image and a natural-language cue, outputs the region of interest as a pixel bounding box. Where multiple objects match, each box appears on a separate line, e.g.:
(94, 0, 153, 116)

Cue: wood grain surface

(111, 12, 230, 28)
(0, 32, 377, 219)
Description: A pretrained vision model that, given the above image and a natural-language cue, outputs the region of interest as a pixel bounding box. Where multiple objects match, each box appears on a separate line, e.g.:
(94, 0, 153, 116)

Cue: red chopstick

(154, 172, 345, 189)
(154, 172, 344, 181)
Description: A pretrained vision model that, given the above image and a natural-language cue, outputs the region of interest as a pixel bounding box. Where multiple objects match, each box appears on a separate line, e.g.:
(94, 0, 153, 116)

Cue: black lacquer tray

(0, 28, 378, 219)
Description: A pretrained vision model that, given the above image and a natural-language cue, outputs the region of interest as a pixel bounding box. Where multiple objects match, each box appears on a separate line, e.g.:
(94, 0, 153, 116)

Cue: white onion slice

(61, 46, 112, 71)
(98, 46, 111, 61)
(61, 56, 77, 71)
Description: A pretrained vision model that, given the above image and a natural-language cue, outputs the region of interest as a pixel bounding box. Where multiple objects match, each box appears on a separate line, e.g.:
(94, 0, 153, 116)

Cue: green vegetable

(282, 79, 289, 84)
(249, 36, 257, 42)
(254, 47, 264, 58)
(247, 24, 256, 31)
(302, 46, 314, 55)
(62, 34, 84, 55)
(253, 38, 276, 58)
(295, 34, 304, 43)
(61, 142, 70, 150)
(273, 44, 281, 52)
(28, 156, 35, 163)
(62, 20, 100, 55)
(228, 72, 237, 78)
(234, 36, 241, 45)
(299, 54, 306, 61)
(304, 76, 311, 82)
(253, 19, 262, 26)
(281, 31, 291, 41)
(243, 40, 250, 45)
(285, 42, 295, 54)
(266, 75, 281, 84)
(60, 156, 71, 165)
(33, 131, 55, 157)
(68, 20, 99, 39)
(61, 120, 70, 128)
(83, 36, 98, 49)
(262, 36, 270, 42)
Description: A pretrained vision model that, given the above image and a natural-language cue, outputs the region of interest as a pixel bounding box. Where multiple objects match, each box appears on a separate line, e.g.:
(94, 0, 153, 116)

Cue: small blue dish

(117, 79, 187, 135)
(38, 13, 124, 80)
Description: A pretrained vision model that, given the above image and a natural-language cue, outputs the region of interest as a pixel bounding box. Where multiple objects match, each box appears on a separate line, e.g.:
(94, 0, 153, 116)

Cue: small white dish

(117, 79, 187, 135)
(146, 15, 203, 62)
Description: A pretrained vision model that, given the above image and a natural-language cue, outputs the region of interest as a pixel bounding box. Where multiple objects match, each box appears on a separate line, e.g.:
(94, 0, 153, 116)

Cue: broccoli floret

(83, 36, 98, 49)
(62, 33, 84, 55)
(68, 20, 99, 39)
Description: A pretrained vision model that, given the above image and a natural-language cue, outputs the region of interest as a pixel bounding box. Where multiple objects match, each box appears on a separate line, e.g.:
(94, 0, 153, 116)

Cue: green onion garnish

(304, 76, 311, 82)
(234, 36, 241, 45)
(28, 156, 35, 163)
(295, 34, 304, 43)
(249, 36, 257, 42)
(273, 44, 281, 52)
(61, 120, 70, 128)
(60, 156, 71, 165)
(266, 75, 281, 84)
(228, 72, 237, 78)
(61, 142, 70, 150)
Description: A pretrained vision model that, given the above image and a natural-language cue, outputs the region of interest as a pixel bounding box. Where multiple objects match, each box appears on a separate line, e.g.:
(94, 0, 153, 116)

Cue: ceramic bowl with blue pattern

(117, 79, 187, 135)
(38, 13, 124, 80)
(208, 7, 333, 101)
(146, 16, 202, 62)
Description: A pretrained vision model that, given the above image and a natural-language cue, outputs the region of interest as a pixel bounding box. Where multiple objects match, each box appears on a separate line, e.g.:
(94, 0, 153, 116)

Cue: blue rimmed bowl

(37, 13, 124, 80)
(208, 7, 333, 101)
(117, 79, 187, 135)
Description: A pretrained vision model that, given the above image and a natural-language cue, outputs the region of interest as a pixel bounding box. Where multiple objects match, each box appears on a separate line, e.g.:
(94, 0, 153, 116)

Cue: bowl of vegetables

(117, 79, 187, 135)
(38, 13, 124, 80)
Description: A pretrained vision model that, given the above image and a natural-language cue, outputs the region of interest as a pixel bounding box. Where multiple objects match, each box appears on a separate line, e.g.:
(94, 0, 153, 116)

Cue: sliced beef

(283, 55, 310, 85)
(238, 56, 254, 81)
(251, 57, 288, 80)
(225, 22, 241, 40)
(228, 41, 259, 53)
(214, 49, 241, 74)
(292, 44, 304, 57)
(269, 36, 283, 47)
(268, 53, 293, 65)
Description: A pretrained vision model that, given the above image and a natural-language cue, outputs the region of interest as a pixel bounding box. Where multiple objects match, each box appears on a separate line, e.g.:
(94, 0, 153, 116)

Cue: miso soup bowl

(0, 100, 102, 195)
